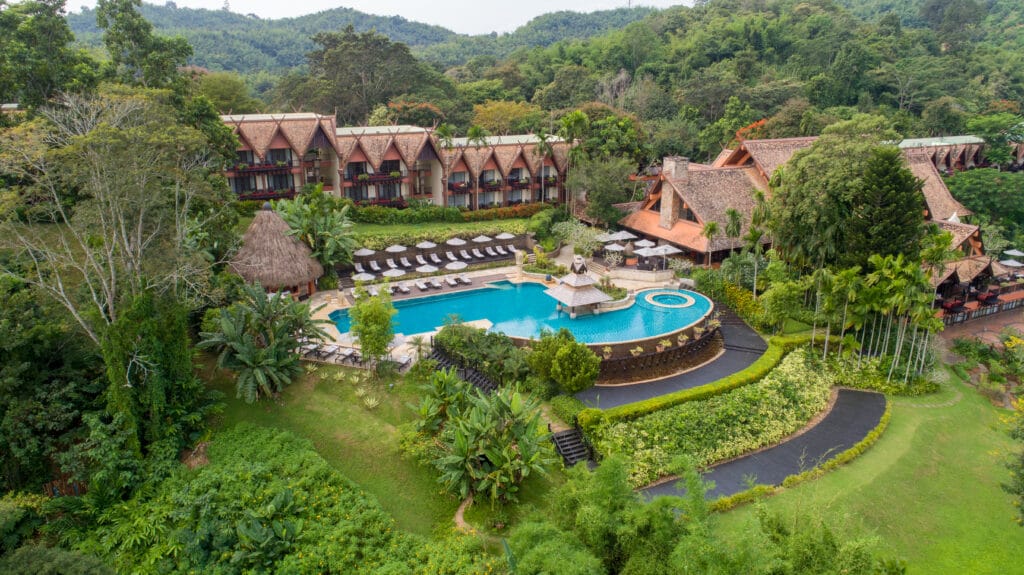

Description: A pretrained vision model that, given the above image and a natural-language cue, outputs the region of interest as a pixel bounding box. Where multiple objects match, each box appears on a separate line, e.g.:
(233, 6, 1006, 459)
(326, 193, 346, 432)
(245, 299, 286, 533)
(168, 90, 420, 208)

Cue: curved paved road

(575, 312, 768, 408)
(641, 389, 887, 500)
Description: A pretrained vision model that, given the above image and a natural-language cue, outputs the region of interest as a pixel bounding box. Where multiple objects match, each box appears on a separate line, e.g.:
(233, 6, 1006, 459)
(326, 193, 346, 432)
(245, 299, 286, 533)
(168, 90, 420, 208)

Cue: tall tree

(96, 0, 192, 89)
(277, 185, 356, 276)
(275, 26, 440, 125)
(566, 155, 635, 227)
(348, 285, 396, 375)
(0, 88, 233, 345)
(846, 145, 926, 268)
(701, 221, 720, 267)
(770, 114, 901, 270)
(0, 0, 98, 109)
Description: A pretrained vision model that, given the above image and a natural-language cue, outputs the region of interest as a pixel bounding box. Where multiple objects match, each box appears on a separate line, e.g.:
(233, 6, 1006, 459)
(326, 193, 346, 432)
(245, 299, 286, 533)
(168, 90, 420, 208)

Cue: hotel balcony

(447, 181, 471, 193)
(349, 172, 405, 185)
(507, 176, 532, 190)
(481, 180, 504, 192)
(231, 162, 293, 173)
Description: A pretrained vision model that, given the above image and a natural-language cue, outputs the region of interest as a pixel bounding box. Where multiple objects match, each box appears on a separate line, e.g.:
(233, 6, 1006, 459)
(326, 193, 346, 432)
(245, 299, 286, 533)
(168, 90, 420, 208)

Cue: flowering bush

(592, 350, 833, 486)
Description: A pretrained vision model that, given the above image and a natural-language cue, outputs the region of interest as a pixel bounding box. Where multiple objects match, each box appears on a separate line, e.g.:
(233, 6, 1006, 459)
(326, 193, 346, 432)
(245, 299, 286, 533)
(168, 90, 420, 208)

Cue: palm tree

(559, 110, 590, 214)
(434, 122, 455, 150)
(466, 125, 489, 149)
(533, 127, 554, 202)
(701, 221, 720, 267)
(742, 227, 765, 298)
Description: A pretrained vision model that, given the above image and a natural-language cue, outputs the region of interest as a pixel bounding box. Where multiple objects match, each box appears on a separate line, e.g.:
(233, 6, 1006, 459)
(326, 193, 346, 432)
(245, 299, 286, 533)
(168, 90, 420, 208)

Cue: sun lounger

(445, 276, 459, 287)
(460, 249, 473, 260)
(317, 344, 340, 360)
(368, 285, 379, 297)
(335, 347, 355, 362)
(369, 260, 382, 272)
(458, 273, 472, 284)
(430, 253, 443, 265)
(494, 246, 507, 256)
(446, 251, 459, 262)
(506, 244, 516, 254)
(400, 257, 413, 268)
(415, 279, 429, 291)
(354, 262, 366, 273)
(397, 282, 411, 294)
(416, 255, 428, 266)
(472, 248, 486, 259)
(484, 247, 497, 258)
(429, 278, 443, 289)
(386, 258, 399, 270)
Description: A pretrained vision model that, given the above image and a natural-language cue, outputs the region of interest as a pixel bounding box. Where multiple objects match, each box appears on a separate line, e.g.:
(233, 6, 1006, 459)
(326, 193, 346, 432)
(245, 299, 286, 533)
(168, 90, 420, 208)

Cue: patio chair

(446, 251, 459, 262)
(460, 249, 473, 260)
(494, 245, 508, 256)
(416, 255, 429, 266)
(354, 262, 366, 274)
(445, 276, 459, 287)
(458, 273, 472, 284)
(472, 248, 486, 259)
(369, 260, 382, 272)
(397, 282, 411, 294)
(484, 246, 498, 258)
(429, 278, 443, 289)
(506, 244, 517, 255)
(400, 257, 413, 268)
(368, 285, 380, 297)
(430, 253, 444, 265)
(415, 279, 430, 291)
(386, 258, 399, 270)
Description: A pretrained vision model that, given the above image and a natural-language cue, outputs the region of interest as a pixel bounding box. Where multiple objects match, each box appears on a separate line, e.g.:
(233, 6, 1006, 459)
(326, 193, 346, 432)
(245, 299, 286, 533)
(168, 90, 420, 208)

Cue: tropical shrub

(352, 220, 529, 251)
(413, 369, 556, 504)
(551, 342, 601, 394)
(349, 201, 550, 225)
(592, 350, 833, 486)
(0, 545, 113, 575)
(73, 424, 498, 574)
(827, 355, 938, 396)
(434, 323, 529, 386)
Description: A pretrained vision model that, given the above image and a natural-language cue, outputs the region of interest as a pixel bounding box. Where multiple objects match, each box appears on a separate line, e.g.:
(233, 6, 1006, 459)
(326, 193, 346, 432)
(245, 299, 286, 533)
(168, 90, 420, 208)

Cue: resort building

(620, 136, 983, 266)
(220, 113, 571, 209)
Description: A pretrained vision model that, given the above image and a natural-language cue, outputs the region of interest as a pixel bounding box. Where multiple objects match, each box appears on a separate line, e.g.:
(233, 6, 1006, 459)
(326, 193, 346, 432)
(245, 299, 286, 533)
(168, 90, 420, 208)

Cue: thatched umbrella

(230, 204, 324, 295)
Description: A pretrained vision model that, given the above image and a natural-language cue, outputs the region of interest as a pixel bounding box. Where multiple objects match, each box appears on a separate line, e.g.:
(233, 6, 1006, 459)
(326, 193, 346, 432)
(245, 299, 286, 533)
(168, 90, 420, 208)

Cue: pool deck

(308, 248, 686, 362)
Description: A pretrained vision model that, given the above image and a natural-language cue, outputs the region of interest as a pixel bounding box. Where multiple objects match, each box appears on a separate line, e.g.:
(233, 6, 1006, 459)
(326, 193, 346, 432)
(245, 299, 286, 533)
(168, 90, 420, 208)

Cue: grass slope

(201, 359, 457, 537)
(715, 372, 1023, 574)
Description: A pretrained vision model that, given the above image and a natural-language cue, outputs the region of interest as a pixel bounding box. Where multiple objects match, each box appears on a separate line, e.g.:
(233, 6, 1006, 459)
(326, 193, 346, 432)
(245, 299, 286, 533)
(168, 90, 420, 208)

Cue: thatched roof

(905, 152, 972, 220)
(544, 284, 612, 307)
(230, 205, 323, 290)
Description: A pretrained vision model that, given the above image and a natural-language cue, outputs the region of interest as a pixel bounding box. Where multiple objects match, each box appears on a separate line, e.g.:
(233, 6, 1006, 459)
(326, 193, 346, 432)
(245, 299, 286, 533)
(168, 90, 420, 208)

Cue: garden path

(640, 389, 886, 499)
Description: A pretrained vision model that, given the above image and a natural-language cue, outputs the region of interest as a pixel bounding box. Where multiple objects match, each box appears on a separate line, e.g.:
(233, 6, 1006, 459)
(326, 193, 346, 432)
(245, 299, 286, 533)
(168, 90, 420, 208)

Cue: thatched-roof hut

(230, 204, 323, 297)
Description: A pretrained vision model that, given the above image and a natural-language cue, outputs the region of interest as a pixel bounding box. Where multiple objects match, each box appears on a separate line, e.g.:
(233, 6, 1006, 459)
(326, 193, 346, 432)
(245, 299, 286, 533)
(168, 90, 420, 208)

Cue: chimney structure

(659, 156, 688, 230)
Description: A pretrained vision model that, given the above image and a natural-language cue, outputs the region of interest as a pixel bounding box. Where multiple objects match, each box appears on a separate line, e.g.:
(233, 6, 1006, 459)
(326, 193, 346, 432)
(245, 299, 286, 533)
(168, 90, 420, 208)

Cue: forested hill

(65, 3, 659, 74)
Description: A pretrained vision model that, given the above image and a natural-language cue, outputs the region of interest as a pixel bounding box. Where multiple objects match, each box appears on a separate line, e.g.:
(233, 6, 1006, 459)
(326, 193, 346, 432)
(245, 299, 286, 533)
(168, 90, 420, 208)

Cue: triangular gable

(393, 133, 428, 167)
(335, 136, 359, 166)
(525, 143, 556, 175)
(493, 145, 521, 176)
(278, 118, 319, 156)
(442, 145, 464, 175)
(237, 121, 282, 162)
(551, 142, 571, 173)
(359, 134, 392, 170)
(460, 146, 493, 178)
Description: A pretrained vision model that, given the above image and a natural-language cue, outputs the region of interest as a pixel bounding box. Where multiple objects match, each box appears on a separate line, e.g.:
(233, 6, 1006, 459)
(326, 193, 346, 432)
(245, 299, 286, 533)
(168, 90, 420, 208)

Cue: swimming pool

(329, 280, 713, 345)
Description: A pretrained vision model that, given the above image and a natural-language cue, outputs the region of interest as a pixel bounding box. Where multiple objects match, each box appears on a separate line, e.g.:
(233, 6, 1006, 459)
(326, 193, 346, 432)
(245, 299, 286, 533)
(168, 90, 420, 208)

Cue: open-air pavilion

(544, 256, 613, 318)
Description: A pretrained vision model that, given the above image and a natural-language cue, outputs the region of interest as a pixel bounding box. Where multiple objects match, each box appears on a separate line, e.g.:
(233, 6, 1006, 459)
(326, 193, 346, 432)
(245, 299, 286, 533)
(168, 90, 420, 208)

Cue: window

(346, 162, 367, 180)
(236, 150, 254, 166)
(378, 182, 400, 199)
(347, 185, 369, 201)
(231, 175, 256, 194)
(380, 159, 401, 176)
(270, 173, 293, 190)
(268, 149, 291, 165)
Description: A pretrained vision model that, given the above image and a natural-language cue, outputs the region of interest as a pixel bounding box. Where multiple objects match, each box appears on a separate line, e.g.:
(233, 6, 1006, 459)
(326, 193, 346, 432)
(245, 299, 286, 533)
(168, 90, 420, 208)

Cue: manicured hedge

(349, 201, 551, 225)
(549, 395, 587, 426)
(709, 398, 891, 512)
(577, 334, 818, 434)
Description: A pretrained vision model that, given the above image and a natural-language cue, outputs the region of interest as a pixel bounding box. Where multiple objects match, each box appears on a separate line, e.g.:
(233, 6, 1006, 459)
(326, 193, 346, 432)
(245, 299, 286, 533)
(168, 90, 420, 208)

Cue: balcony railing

(535, 175, 560, 185)
(481, 180, 504, 192)
(237, 188, 297, 201)
(350, 172, 404, 184)
(447, 181, 471, 193)
(507, 177, 532, 190)
(233, 162, 292, 173)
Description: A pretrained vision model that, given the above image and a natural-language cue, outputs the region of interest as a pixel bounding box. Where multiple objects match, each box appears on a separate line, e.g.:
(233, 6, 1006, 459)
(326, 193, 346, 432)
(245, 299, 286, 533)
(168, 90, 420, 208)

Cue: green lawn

(202, 358, 459, 538)
(715, 370, 1024, 574)
(351, 218, 529, 238)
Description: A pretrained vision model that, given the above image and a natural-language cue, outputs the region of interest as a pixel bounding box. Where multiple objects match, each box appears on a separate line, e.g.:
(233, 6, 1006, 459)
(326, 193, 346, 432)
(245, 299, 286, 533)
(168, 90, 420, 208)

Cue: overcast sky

(72, 1, 690, 35)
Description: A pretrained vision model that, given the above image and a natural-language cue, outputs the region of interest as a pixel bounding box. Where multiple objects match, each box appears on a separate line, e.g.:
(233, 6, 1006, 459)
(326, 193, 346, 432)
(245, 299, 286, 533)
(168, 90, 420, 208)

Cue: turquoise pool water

(329, 281, 712, 344)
